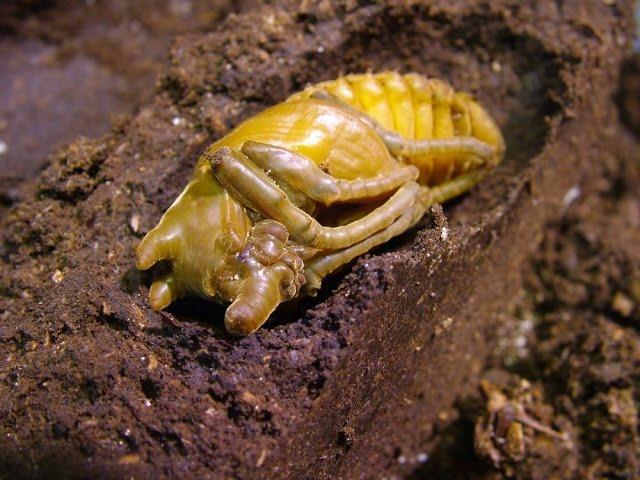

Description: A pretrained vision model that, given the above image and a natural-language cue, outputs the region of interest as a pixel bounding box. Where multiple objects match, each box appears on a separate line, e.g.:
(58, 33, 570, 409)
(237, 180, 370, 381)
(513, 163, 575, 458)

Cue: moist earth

(412, 112, 640, 480)
(0, 1, 638, 479)
(0, 0, 241, 187)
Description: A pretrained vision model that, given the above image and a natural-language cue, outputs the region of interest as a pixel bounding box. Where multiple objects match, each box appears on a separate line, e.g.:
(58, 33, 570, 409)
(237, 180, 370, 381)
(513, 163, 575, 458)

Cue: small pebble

(612, 291, 635, 317)
(51, 270, 64, 284)
(129, 213, 141, 233)
(440, 227, 449, 241)
(172, 117, 183, 126)
(416, 452, 429, 463)
(563, 186, 581, 206)
(0, 140, 7, 156)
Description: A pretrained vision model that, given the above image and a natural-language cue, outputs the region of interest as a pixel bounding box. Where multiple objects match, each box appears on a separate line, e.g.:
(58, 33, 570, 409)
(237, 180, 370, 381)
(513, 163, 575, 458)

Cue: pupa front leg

(207, 147, 422, 250)
(218, 219, 306, 335)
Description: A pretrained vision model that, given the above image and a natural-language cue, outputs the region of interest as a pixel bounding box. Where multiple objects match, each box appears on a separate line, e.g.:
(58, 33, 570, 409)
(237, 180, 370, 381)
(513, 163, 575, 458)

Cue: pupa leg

(240, 140, 418, 205)
(220, 220, 306, 335)
(147, 273, 183, 311)
(303, 192, 429, 293)
(427, 169, 487, 204)
(206, 147, 421, 249)
(304, 171, 489, 292)
(224, 250, 305, 335)
(310, 91, 496, 163)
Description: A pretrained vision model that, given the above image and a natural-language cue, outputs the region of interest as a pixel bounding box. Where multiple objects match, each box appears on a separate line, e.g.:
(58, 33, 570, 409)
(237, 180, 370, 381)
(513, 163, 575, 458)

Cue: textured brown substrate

(620, 52, 640, 135)
(0, 0, 238, 182)
(0, 1, 635, 479)
(410, 113, 640, 480)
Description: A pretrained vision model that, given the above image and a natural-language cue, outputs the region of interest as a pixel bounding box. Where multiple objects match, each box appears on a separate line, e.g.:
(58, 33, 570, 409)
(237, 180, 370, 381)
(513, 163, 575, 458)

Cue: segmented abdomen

(289, 71, 504, 184)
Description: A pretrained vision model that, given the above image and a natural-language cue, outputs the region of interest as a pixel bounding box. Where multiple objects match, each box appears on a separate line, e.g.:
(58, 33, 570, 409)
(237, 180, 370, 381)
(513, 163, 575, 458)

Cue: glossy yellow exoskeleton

(136, 72, 505, 335)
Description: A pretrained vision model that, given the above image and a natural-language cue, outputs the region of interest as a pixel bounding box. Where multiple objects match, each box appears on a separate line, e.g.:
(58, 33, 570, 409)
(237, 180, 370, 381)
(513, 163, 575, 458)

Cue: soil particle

(0, 0, 637, 479)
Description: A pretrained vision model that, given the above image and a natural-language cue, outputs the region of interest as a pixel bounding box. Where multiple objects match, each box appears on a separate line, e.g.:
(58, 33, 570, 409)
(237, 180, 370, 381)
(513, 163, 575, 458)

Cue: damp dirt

(0, 1, 637, 479)
(0, 0, 241, 190)
(411, 107, 640, 480)
(620, 52, 640, 136)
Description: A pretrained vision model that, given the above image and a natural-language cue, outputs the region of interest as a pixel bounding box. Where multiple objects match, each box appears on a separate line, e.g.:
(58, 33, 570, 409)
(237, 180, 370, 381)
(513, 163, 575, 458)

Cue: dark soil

(0, 0, 240, 185)
(0, 1, 638, 479)
(620, 53, 640, 135)
(412, 112, 640, 480)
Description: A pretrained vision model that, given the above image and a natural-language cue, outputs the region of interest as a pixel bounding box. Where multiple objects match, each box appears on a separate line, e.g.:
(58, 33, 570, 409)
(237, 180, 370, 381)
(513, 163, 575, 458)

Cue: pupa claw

(224, 265, 287, 335)
(149, 275, 180, 311)
(224, 252, 306, 336)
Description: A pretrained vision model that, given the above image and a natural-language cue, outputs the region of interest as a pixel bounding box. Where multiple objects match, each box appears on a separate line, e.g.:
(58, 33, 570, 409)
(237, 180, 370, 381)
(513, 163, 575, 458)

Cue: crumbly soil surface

(412, 116, 640, 480)
(0, 0, 239, 184)
(0, 1, 638, 479)
(620, 52, 640, 135)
